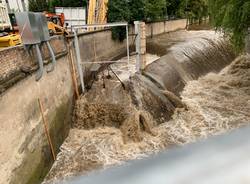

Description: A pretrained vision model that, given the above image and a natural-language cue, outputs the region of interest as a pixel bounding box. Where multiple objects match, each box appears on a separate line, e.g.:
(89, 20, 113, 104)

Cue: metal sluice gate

(72, 22, 130, 93)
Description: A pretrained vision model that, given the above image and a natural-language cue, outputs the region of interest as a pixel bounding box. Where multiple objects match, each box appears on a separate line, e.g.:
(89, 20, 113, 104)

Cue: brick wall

(0, 36, 67, 93)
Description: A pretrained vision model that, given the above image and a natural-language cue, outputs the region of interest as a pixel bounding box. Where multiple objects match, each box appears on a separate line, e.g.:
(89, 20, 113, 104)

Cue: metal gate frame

(72, 22, 130, 93)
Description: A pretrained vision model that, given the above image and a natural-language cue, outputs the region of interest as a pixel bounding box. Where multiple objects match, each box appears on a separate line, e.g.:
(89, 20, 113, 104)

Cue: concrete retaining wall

(0, 57, 74, 184)
(145, 19, 186, 37)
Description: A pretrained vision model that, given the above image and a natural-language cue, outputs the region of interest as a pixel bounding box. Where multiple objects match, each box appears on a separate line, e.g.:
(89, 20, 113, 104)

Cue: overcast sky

(7, 0, 28, 11)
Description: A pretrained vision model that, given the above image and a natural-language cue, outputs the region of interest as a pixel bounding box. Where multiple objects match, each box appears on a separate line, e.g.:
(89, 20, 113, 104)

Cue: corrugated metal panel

(55, 7, 86, 27)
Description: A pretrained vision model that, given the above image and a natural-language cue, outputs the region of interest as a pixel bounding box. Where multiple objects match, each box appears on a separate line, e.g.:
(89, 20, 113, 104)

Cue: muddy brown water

(43, 31, 250, 183)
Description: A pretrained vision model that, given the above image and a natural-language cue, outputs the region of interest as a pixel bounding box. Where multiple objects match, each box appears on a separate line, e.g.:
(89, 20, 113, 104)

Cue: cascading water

(43, 31, 250, 183)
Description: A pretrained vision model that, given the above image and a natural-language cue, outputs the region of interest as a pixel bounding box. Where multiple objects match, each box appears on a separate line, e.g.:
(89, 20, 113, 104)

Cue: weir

(44, 30, 244, 183)
(1, 19, 249, 184)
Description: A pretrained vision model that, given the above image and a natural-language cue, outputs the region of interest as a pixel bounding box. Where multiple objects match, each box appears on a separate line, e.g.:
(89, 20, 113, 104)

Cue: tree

(29, 0, 49, 12)
(128, 0, 146, 22)
(48, 0, 87, 12)
(166, 0, 182, 19)
(48, 0, 62, 12)
(209, 0, 250, 51)
(179, 0, 208, 24)
(107, 0, 130, 41)
(61, 0, 87, 7)
(145, 0, 166, 21)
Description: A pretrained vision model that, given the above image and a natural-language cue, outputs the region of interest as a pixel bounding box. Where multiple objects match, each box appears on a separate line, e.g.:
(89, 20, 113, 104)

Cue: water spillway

(43, 30, 250, 183)
(131, 31, 235, 124)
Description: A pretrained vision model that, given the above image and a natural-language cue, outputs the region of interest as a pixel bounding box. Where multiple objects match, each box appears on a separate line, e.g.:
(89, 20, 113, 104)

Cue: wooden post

(68, 46, 80, 99)
(38, 99, 56, 161)
(246, 29, 250, 54)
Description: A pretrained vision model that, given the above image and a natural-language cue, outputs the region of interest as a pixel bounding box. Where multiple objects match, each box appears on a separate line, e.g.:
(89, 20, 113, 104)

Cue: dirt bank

(43, 54, 250, 183)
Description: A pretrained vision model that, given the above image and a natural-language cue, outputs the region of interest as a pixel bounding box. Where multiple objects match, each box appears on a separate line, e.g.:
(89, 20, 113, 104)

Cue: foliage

(107, 0, 130, 41)
(28, 0, 49, 12)
(166, 0, 182, 19)
(209, 0, 250, 51)
(179, 0, 208, 24)
(144, 0, 166, 21)
(29, 0, 87, 12)
(128, 0, 146, 22)
(107, 0, 167, 41)
(48, 0, 61, 12)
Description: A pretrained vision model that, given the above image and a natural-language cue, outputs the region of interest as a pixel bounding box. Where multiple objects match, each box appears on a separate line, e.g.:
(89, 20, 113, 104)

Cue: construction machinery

(45, 12, 69, 36)
(0, 1, 21, 48)
(88, 0, 109, 25)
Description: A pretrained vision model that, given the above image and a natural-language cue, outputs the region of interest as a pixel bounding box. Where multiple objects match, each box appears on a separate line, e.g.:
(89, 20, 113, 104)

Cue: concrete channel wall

(145, 19, 187, 37)
(0, 19, 187, 184)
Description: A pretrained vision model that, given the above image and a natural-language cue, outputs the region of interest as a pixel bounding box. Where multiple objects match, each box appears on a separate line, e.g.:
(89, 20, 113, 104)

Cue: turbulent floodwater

(43, 55, 250, 183)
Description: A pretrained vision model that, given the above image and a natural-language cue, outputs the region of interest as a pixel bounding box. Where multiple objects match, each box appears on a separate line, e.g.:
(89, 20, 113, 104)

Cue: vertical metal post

(35, 44, 44, 81)
(73, 29, 85, 93)
(21, 0, 26, 11)
(126, 25, 130, 67)
(134, 21, 141, 73)
(5, 0, 11, 13)
(46, 41, 56, 72)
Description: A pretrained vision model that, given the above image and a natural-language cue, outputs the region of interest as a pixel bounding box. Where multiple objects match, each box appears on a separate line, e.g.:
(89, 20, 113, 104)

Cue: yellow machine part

(88, 0, 97, 25)
(88, 0, 108, 25)
(47, 22, 69, 36)
(0, 34, 21, 48)
(97, 0, 109, 24)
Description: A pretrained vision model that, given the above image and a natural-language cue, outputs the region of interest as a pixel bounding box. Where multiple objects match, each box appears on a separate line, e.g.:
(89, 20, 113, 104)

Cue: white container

(55, 7, 86, 28)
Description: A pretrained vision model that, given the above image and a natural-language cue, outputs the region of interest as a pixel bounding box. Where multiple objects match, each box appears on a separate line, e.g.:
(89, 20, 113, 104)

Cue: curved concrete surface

(145, 32, 235, 94)
(130, 31, 236, 123)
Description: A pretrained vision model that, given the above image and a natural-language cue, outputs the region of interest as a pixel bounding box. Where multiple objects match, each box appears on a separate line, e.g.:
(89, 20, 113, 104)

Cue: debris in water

(161, 90, 188, 109)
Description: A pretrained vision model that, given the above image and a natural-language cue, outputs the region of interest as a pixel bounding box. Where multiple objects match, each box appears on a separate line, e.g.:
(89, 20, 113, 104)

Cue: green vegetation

(182, 0, 208, 24)
(144, 0, 166, 21)
(107, 0, 130, 41)
(28, 0, 49, 12)
(29, 0, 87, 12)
(107, 0, 210, 40)
(28, 0, 249, 50)
(166, 0, 182, 19)
(209, 0, 250, 51)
